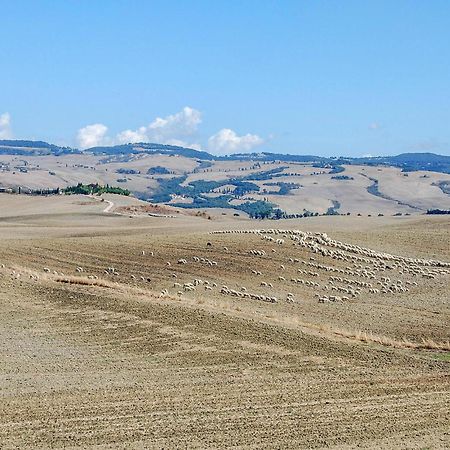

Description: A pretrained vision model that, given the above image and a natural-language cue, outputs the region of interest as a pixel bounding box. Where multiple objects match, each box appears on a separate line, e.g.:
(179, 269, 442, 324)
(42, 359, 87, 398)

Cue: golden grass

(315, 323, 450, 352)
(53, 275, 118, 289)
(5, 264, 449, 354)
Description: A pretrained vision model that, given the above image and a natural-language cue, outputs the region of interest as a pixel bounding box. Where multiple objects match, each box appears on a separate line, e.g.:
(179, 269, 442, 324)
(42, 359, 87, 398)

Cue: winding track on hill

(102, 199, 114, 213)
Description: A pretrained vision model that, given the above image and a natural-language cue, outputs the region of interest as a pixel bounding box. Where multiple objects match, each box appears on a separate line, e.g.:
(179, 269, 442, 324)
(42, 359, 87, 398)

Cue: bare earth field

(0, 194, 449, 449)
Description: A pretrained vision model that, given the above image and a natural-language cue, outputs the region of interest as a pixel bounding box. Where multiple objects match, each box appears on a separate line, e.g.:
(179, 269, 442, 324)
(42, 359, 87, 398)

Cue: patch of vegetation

(238, 200, 275, 219)
(331, 175, 354, 180)
(147, 166, 171, 175)
(63, 183, 130, 196)
(187, 179, 222, 193)
(116, 168, 140, 174)
(432, 180, 450, 195)
(433, 352, 450, 362)
(329, 165, 345, 174)
(239, 167, 287, 181)
(232, 181, 260, 196)
(171, 194, 277, 219)
(263, 181, 302, 195)
(426, 208, 450, 215)
(312, 163, 345, 174)
(172, 194, 233, 210)
(26, 187, 62, 195)
(366, 177, 384, 197)
(302, 210, 319, 217)
(195, 160, 213, 170)
(325, 200, 341, 215)
(150, 176, 188, 203)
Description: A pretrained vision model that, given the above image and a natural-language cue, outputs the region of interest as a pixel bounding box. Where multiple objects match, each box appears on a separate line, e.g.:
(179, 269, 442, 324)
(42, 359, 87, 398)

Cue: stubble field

(0, 194, 449, 448)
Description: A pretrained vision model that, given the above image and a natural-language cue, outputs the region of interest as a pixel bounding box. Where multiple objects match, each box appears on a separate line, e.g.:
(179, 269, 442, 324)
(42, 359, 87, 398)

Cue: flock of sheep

(210, 228, 449, 303)
(3, 227, 448, 307)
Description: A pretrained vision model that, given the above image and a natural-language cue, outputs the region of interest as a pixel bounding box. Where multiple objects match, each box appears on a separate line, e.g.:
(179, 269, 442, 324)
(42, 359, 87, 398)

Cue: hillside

(87, 142, 216, 160)
(0, 140, 78, 156)
(1, 139, 449, 172)
(0, 199, 449, 448)
(1, 140, 449, 217)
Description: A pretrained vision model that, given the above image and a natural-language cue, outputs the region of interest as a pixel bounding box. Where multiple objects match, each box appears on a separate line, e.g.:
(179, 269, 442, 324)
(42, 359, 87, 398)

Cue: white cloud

(116, 106, 202, 145)
(0, 112, 12, 139)
(76, 107, 263, 153)
(208, 128, 264, 155)
(77, 123, 110, 149)
(116, 127, 148, 144)
(149, 106, 202, 139)
(368, 122, 381, 130)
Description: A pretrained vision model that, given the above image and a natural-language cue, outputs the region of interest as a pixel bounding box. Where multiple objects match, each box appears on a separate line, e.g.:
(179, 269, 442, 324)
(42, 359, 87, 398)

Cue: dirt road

(102, 198, 114, 213)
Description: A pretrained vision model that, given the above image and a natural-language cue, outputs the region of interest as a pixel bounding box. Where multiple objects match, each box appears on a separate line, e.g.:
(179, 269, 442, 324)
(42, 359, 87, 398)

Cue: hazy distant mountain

(87, 142, 216, 160)
(336, 153, 450, 174)
(0, 140, 78, 156)
(0, 140, 449, 173)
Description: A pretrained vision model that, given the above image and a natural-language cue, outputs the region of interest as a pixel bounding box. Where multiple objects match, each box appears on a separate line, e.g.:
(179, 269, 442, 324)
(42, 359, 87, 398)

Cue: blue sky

(1, 1, 449, 156)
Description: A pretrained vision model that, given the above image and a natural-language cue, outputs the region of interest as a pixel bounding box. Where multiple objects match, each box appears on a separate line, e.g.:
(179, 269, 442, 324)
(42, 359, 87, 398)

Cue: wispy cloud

(368, 122, 381, 131)
(0, 112, 12, 139)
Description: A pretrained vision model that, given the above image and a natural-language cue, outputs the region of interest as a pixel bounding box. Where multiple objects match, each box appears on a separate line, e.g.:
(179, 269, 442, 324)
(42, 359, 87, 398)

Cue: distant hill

(0, 140, 449, 173)
(335, 153, 450, 174)
(220, 152, 325, 163)
(0, 140, 78, 156)
(87, 142, 215, 160)
(385, 153, 450, 173)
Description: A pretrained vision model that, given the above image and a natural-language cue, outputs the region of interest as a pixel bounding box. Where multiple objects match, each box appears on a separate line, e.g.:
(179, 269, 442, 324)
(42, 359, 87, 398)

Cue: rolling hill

(1, 139, 449, 172)
(1, 140, 449, 217)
